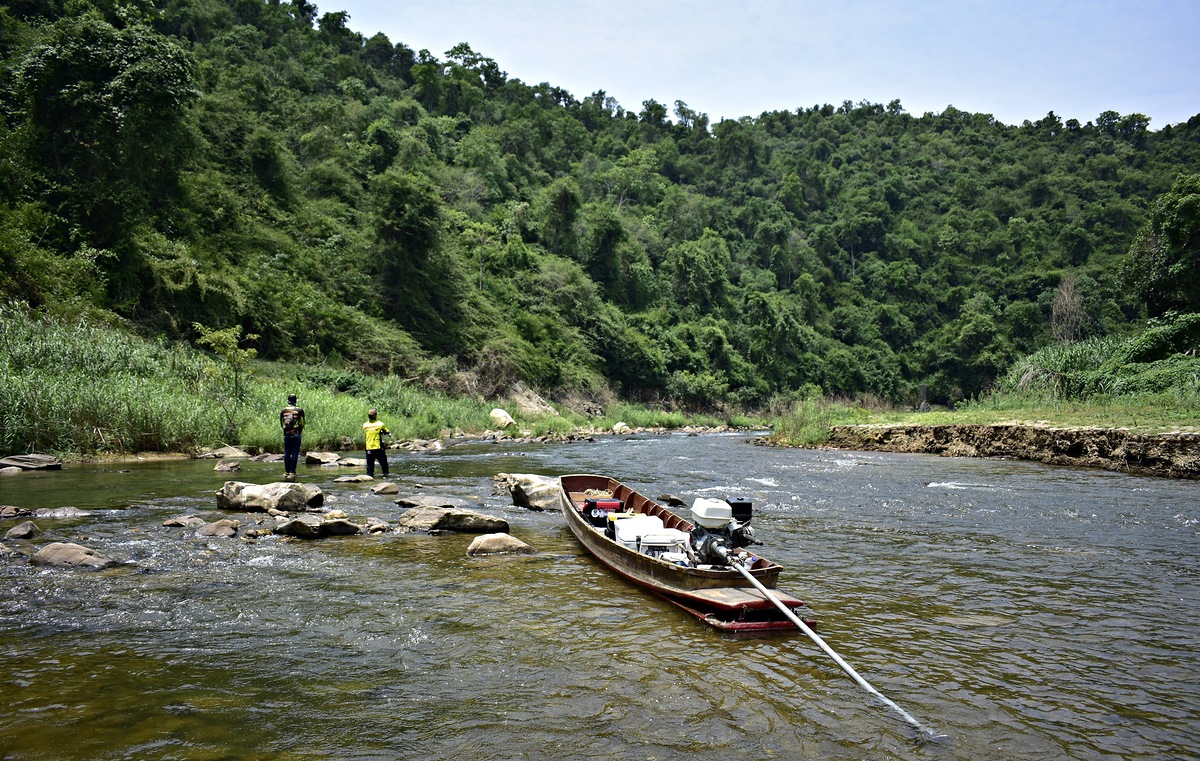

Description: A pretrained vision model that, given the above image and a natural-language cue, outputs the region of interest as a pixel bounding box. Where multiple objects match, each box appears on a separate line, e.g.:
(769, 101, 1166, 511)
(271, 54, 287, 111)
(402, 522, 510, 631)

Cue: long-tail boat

(558, 473, 810, 632)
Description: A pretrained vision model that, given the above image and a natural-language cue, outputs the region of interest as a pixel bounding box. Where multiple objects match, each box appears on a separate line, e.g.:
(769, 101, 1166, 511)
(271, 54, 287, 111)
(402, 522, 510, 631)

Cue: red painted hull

(559, 474, 811, 633)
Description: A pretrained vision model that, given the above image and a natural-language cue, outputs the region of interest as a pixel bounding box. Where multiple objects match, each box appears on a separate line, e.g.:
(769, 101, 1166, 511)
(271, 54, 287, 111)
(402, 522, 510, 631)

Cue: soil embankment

(823, 424, 1200, 480)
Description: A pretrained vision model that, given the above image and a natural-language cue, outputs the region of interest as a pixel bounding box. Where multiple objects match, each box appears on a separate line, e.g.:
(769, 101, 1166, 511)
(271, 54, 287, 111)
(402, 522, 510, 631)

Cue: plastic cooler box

(637, 528, 690, 557)
(613, 514, 664, 547)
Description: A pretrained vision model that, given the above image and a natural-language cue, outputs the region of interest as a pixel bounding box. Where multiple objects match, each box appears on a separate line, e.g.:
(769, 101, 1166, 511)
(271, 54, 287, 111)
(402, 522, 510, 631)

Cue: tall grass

(3, 302, 727, 457)
(0, 302, 228, 454)
(768, 395, 870, 445)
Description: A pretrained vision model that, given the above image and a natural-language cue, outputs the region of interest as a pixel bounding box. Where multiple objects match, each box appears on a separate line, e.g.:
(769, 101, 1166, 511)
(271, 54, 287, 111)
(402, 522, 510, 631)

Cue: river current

(1, 433, 1198, 760)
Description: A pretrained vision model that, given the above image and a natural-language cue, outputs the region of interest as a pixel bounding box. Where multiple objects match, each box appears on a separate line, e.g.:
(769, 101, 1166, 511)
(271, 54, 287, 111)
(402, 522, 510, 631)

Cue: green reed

(1, 301, 795, 458)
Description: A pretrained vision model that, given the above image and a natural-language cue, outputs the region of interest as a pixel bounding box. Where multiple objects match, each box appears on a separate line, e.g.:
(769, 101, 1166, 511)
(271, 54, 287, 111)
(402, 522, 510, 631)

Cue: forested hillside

(3, 0, 1199, 411)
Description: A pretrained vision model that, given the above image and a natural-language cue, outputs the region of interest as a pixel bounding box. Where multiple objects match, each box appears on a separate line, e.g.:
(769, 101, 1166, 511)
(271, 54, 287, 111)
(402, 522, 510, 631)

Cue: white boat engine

(688, 497, 761, 566)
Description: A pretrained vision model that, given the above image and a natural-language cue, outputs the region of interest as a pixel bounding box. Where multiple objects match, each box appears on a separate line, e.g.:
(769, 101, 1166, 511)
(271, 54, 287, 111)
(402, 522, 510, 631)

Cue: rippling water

(2, 434, 1198, 760)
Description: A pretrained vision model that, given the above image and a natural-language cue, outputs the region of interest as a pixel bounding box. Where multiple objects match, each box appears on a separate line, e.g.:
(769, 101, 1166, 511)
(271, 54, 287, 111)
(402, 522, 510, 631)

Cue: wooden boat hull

(559, 474, 810, 633)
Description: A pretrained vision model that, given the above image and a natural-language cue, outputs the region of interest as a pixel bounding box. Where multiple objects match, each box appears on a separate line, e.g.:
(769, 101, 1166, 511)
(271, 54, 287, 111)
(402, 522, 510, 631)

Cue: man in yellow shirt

(362, 408, 391, 478)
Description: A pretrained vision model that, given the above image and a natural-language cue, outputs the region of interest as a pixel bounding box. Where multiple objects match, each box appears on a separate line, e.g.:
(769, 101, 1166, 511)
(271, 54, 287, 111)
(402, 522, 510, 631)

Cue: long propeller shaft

(724, 552, 942, 740)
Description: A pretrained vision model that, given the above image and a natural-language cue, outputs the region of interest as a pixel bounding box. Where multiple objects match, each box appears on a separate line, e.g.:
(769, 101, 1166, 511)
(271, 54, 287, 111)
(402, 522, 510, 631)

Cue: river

(1, 433, 1198, 760)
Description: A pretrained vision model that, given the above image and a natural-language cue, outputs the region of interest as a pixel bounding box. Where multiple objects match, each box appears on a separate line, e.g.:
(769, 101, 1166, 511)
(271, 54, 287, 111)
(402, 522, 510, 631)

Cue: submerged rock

(466, 533, 535, 556)
(394, 495, 470, 510)
(30, 542, 115, 570)
(163, 515, 208, 528)
(214, 460, 242, 473)
(365, 517, 391, 533)
(216, 481, 324, 512)
(195, 519, 240, 538)
(35, 507, 93, 519)
(0, 505, 33, 518)
(334, 474, 374, 483)
(4, 521, 40, 540)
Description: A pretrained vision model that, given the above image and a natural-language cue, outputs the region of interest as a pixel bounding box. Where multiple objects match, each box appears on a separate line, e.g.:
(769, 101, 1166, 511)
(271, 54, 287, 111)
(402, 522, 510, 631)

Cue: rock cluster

(1, 466, 541, 574)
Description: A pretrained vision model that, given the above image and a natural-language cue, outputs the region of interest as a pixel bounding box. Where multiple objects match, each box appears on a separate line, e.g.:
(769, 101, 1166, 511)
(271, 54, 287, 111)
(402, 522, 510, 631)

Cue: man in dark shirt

(280, 393, 305, 477)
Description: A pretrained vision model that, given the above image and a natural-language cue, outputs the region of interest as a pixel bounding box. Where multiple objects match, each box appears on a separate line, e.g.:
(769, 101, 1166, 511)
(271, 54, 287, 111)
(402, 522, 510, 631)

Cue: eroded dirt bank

(823, 424, 1200, 480)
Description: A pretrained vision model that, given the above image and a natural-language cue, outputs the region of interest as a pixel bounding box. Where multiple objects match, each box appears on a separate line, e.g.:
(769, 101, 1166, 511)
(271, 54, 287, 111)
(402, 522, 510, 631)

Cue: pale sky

(325, 0, 1198, 129)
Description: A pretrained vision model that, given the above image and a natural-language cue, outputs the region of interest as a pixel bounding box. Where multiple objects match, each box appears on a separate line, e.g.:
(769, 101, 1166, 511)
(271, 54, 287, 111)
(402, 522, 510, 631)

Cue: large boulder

(274, 514, 363, 539)
(321, 518, 363, 535)
(305, 451, 341, 466)
(466, 533, 535, 556)
(274, 513, 324, 538)
(209, 445, 251, 459)
(496, 473, 561, 511)
(507, 382, 557, 416)
(216, 481, 324, 512)
(395, 506, 509, 534)
(30, 542, 115, 570)
(0, 454, 62, 470)
(489, 408, 516, 429)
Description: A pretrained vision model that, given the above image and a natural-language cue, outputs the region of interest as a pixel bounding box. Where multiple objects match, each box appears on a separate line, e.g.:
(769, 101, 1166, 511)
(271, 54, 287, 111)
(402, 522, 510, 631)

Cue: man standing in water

(362, 408, 391, 478)
(280, 393, 305, 478)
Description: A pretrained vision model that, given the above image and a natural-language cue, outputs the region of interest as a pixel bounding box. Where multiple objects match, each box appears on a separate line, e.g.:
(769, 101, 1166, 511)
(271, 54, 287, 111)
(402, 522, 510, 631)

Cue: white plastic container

(691, 498, 733, 528)
(613, 514, 664, 545)
(638, 528, 689, 554)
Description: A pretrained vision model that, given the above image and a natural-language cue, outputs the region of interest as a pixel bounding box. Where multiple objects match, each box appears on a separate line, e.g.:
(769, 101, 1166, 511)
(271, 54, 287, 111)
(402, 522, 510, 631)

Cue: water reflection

(1, 434, 1198, 760)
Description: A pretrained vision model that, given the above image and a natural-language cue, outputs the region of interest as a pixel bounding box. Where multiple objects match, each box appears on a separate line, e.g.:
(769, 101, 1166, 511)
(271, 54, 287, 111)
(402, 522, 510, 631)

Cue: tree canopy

(2, 0, 1199, 409)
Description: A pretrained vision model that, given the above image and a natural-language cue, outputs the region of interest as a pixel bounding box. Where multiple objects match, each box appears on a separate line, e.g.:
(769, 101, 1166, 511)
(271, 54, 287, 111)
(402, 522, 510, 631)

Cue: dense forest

(3, 0, 1199, 414)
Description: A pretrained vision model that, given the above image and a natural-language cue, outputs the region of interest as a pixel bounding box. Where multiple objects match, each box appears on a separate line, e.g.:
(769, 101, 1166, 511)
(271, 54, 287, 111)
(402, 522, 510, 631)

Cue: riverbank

(15, 422, 1200, 481)
(814, 423, 1200, 480)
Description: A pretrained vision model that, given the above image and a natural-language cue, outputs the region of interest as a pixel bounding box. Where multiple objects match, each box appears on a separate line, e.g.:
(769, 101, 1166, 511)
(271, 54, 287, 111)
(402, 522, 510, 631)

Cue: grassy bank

(0, 302, 744, 458)
(6, 302, 1195, 458)
(771, 392, 1200, 443)
(771, 318, 1200, 446)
